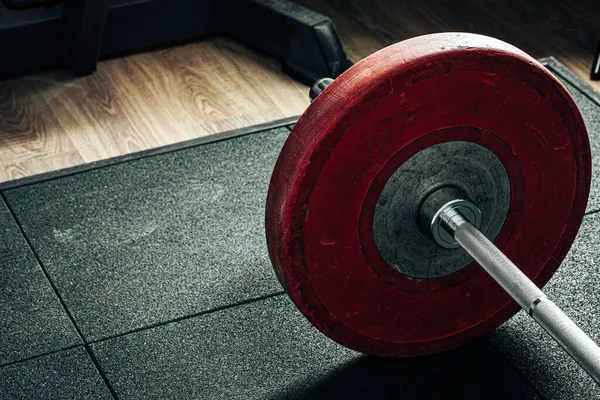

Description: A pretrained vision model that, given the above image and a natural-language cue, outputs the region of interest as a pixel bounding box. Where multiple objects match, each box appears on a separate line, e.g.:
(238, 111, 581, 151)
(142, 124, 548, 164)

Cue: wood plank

(0, 77, 84, 182)
(34, 38, 307, 165)
(0, 38, 308, 182)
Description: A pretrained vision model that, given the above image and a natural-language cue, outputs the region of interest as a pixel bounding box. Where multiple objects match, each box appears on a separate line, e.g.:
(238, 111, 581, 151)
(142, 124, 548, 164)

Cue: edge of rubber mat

(0, 116, 299, 191)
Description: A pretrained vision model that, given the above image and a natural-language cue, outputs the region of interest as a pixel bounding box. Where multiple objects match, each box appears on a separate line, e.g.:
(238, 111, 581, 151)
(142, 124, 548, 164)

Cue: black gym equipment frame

(0, 0, 352, 84)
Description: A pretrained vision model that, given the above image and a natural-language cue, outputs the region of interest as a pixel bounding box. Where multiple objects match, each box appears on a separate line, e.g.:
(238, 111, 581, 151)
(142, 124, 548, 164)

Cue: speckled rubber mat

(1, 57, 599, 399)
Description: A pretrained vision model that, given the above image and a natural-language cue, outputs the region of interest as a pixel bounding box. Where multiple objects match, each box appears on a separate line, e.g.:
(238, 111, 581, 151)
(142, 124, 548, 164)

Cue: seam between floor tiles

(485, 337, 547, 399)
(0, 344, 81, 369)
(0, 192, 120, 400)
(88, 291, 287, 345)
(586, 208, 600, 216)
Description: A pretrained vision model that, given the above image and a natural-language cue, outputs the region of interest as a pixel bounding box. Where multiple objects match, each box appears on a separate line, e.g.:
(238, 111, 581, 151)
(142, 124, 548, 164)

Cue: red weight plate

(265, 32, 591, 357)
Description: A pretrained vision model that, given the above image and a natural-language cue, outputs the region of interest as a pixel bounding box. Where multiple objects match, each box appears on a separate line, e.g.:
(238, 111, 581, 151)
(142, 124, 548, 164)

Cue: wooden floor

(1, 0, 600, 183)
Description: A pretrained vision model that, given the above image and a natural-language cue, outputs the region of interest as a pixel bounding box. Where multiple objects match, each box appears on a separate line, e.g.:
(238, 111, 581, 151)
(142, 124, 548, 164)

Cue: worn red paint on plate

(265, 33, 591, 357)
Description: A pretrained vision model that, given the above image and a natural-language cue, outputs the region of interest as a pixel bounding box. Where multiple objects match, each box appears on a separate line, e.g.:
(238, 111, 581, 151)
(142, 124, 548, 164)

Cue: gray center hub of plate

(373, 141, 510, 279)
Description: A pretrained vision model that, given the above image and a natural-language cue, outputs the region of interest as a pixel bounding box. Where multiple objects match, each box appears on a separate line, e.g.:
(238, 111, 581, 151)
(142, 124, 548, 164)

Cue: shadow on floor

(268, 338, 539, 400)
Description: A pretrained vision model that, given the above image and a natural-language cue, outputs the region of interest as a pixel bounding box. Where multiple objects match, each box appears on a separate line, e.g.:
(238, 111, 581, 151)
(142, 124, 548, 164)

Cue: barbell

(264, 32, 600, 384)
